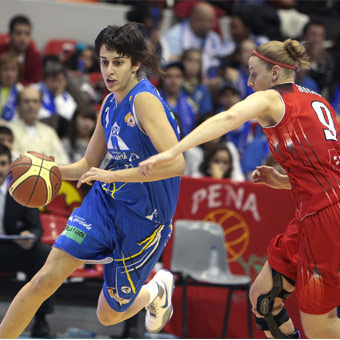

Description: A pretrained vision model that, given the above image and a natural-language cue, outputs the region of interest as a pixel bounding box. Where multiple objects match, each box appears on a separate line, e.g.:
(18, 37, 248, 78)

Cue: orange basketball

(6, 151, 62, 208)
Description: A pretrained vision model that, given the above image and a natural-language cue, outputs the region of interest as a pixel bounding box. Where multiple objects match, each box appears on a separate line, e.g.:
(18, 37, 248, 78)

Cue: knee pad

(255, 269, 298, 339)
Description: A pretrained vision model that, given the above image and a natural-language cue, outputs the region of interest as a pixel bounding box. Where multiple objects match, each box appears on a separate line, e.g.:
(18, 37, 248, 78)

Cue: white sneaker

(145, 269, 175, 334)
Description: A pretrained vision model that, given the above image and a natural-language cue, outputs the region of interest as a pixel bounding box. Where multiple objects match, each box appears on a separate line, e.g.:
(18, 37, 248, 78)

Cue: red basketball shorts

(267, 203, 340, 314)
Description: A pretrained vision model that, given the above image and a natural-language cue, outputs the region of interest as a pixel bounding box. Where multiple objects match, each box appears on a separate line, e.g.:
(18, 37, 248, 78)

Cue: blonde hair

(256, 39, 310, 71)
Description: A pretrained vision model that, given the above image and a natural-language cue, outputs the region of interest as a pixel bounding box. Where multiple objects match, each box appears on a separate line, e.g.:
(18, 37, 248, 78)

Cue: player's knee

(30, 272, 57, 298)
(249, 282, 260, 310)
(96, 306, 121, 326)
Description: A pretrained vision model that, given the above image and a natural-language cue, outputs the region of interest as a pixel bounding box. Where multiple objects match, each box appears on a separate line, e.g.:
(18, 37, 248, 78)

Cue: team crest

(329, 149, 340, 171)
(124, 113, 135, 127)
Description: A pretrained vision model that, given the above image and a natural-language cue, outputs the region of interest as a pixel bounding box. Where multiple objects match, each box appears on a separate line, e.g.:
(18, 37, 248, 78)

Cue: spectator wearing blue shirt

(181, 49, 213, 115)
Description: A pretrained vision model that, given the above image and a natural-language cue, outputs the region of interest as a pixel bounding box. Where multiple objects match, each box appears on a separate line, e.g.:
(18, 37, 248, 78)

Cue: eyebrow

(99, 56, 124, 60)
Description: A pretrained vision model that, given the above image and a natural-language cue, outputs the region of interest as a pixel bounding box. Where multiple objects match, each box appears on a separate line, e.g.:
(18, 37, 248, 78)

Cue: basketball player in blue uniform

(0, 23, 185, 338)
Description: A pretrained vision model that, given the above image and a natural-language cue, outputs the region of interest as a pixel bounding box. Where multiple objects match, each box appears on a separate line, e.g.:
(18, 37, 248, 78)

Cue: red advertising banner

(163, 176, 305, 338)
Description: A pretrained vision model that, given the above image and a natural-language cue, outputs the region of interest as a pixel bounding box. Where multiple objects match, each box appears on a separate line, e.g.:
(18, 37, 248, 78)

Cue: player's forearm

(113, 154, 185, 182)
(60, 158, 93, 181)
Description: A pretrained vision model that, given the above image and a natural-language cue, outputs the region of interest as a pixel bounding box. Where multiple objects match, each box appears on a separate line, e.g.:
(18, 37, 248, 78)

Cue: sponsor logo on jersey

(124, 113, 135, 127)
(107, 287, 131, 304)
(62, 225, 87, 244)
(121, 286, 132, 294)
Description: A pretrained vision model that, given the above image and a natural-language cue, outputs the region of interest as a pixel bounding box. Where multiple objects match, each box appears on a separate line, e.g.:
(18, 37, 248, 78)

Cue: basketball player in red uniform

(139, 39, 340, 338)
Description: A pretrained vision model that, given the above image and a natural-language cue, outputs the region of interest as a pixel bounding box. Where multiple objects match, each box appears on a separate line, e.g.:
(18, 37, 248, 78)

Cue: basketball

(6, 151, 62, 208)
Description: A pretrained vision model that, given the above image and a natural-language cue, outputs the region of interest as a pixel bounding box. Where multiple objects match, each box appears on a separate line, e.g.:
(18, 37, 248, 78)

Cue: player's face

(10, 24, 31, 53)
(99, 46, 139, 95)
(247, 56, 273, 92)
(0, 154, 10, 185)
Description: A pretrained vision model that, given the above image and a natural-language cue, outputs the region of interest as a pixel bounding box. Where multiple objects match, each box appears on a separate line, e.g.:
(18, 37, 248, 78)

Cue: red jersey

(263, 83, 340, 220)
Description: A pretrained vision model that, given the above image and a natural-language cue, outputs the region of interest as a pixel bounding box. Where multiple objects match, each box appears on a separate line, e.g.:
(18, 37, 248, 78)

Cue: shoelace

(146, 303, 157, 318)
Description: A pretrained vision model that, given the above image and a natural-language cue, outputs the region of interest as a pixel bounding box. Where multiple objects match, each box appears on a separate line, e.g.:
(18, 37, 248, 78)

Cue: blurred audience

(35, 58, 77, 137)
(62, 106, 96, 163)
(165, 1, 224, 78)
(181, 49, 212, 115)
(159, 62, 197, 136)
(0, 15, 42, 85)
(184, 112, 245, 181)
(0, 125, 14, 150)
(7, 86, 70, 165)
(0, 143, 55, 338)
(0, 53, 23, 121)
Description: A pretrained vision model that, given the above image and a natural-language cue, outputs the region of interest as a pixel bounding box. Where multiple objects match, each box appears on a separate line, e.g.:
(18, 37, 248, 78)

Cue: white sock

(144, 279, 159, 305)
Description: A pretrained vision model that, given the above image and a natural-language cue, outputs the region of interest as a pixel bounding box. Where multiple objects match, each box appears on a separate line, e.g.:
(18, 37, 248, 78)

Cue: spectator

(165, 1, 224, 77)
(7, 86, 70, 165)
(199, 143, 233, 180)
(0, 143, 55, 338)
(181, 49, 213, 115)
(126, 3, 170, 63)
(184, 112, 245, 181)
(222, 7, 269, 57)
(62, 106, 97, 163)
(0, 125, 14, 150)
(159, 62, 197, 136)
(36, 59, 77, 137)
(0, 15, 42, 85)
(301, 20, 334, 97)
(0, 53, 23, 121)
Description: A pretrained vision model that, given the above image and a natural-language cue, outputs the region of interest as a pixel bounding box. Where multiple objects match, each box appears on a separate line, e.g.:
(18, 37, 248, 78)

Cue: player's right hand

(139, 149, 176, 177)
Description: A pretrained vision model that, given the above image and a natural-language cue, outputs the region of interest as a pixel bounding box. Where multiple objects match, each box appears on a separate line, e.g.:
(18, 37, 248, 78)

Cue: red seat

(40, 213, 103, 280)
(0, 33, 9, 45)
(43, 39, 78, 59)
(40, 213, 67, 245)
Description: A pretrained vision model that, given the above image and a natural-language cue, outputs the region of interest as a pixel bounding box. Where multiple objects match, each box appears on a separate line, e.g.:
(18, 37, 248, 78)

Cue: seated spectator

(0, 15, 42, 85)
(222, 7, 269, 57)
(126, 3, 170, 63)
(0, 53, 23, 121)
(215, 80, 251, 156)
(62, 106, 97, 163)
(7, 86, 70, 165)
(65, 44, 101, 104)
(301, 20, 334, 97)
(0, 125, 14, 150)
(199, 143, 233, 180)
(36, 59, 77, 137)
(165, 1, 224, 78)
(181, 49, 213, 115)
(0, 143, 55, 338)
(184, 112, 245, 181)
(159, 62, 197, 136)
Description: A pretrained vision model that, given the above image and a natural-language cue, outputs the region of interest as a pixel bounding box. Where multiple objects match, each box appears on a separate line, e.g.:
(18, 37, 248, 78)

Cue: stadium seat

(43, 39, 78, 59)
(171, 219, 253, 339)
(40, 213, 103, 280)
(0, 33, 9, 45)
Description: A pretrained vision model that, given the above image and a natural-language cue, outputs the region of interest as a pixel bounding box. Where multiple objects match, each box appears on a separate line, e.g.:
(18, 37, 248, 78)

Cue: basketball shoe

(145, 269, 175, 334)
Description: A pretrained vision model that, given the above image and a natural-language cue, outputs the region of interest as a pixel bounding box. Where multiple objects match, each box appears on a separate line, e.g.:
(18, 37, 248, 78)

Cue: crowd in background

(1, 0, 340, 182)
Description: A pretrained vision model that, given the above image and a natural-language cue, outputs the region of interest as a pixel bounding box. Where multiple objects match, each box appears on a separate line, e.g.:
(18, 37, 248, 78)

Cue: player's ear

(272, 65, 280, 81)
(132, 62, 141, 74)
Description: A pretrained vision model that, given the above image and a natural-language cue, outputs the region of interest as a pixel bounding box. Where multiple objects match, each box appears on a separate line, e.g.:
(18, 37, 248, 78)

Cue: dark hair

(94, 22, 162, 76)
(43, 60, 66, 79)
(0, 143, 11, 162)
(302, 20, 325, 36)
(9, 15, 31, 33)
(199, 143, 233, 179)
(67, 106, 97, 150)
(0, 125, 13, 137)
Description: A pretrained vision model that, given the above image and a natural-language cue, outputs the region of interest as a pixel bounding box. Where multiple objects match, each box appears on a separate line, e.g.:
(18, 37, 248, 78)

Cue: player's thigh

(31, 247, 84, 292)
(300, 308, 337, 339)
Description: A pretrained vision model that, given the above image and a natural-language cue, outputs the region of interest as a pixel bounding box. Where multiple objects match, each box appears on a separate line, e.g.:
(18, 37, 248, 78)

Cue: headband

(252, 50, 296, 70)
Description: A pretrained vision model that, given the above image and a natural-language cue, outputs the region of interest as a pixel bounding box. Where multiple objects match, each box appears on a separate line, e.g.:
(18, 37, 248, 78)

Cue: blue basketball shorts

(54, 189, 173, 312)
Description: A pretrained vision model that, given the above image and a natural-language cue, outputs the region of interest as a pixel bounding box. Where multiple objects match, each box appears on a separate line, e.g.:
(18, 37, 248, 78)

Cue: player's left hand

(77, 167, 113, 188)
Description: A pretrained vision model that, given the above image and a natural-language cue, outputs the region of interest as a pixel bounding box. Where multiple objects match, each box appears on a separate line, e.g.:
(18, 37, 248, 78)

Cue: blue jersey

(96, 78, 181, 224)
